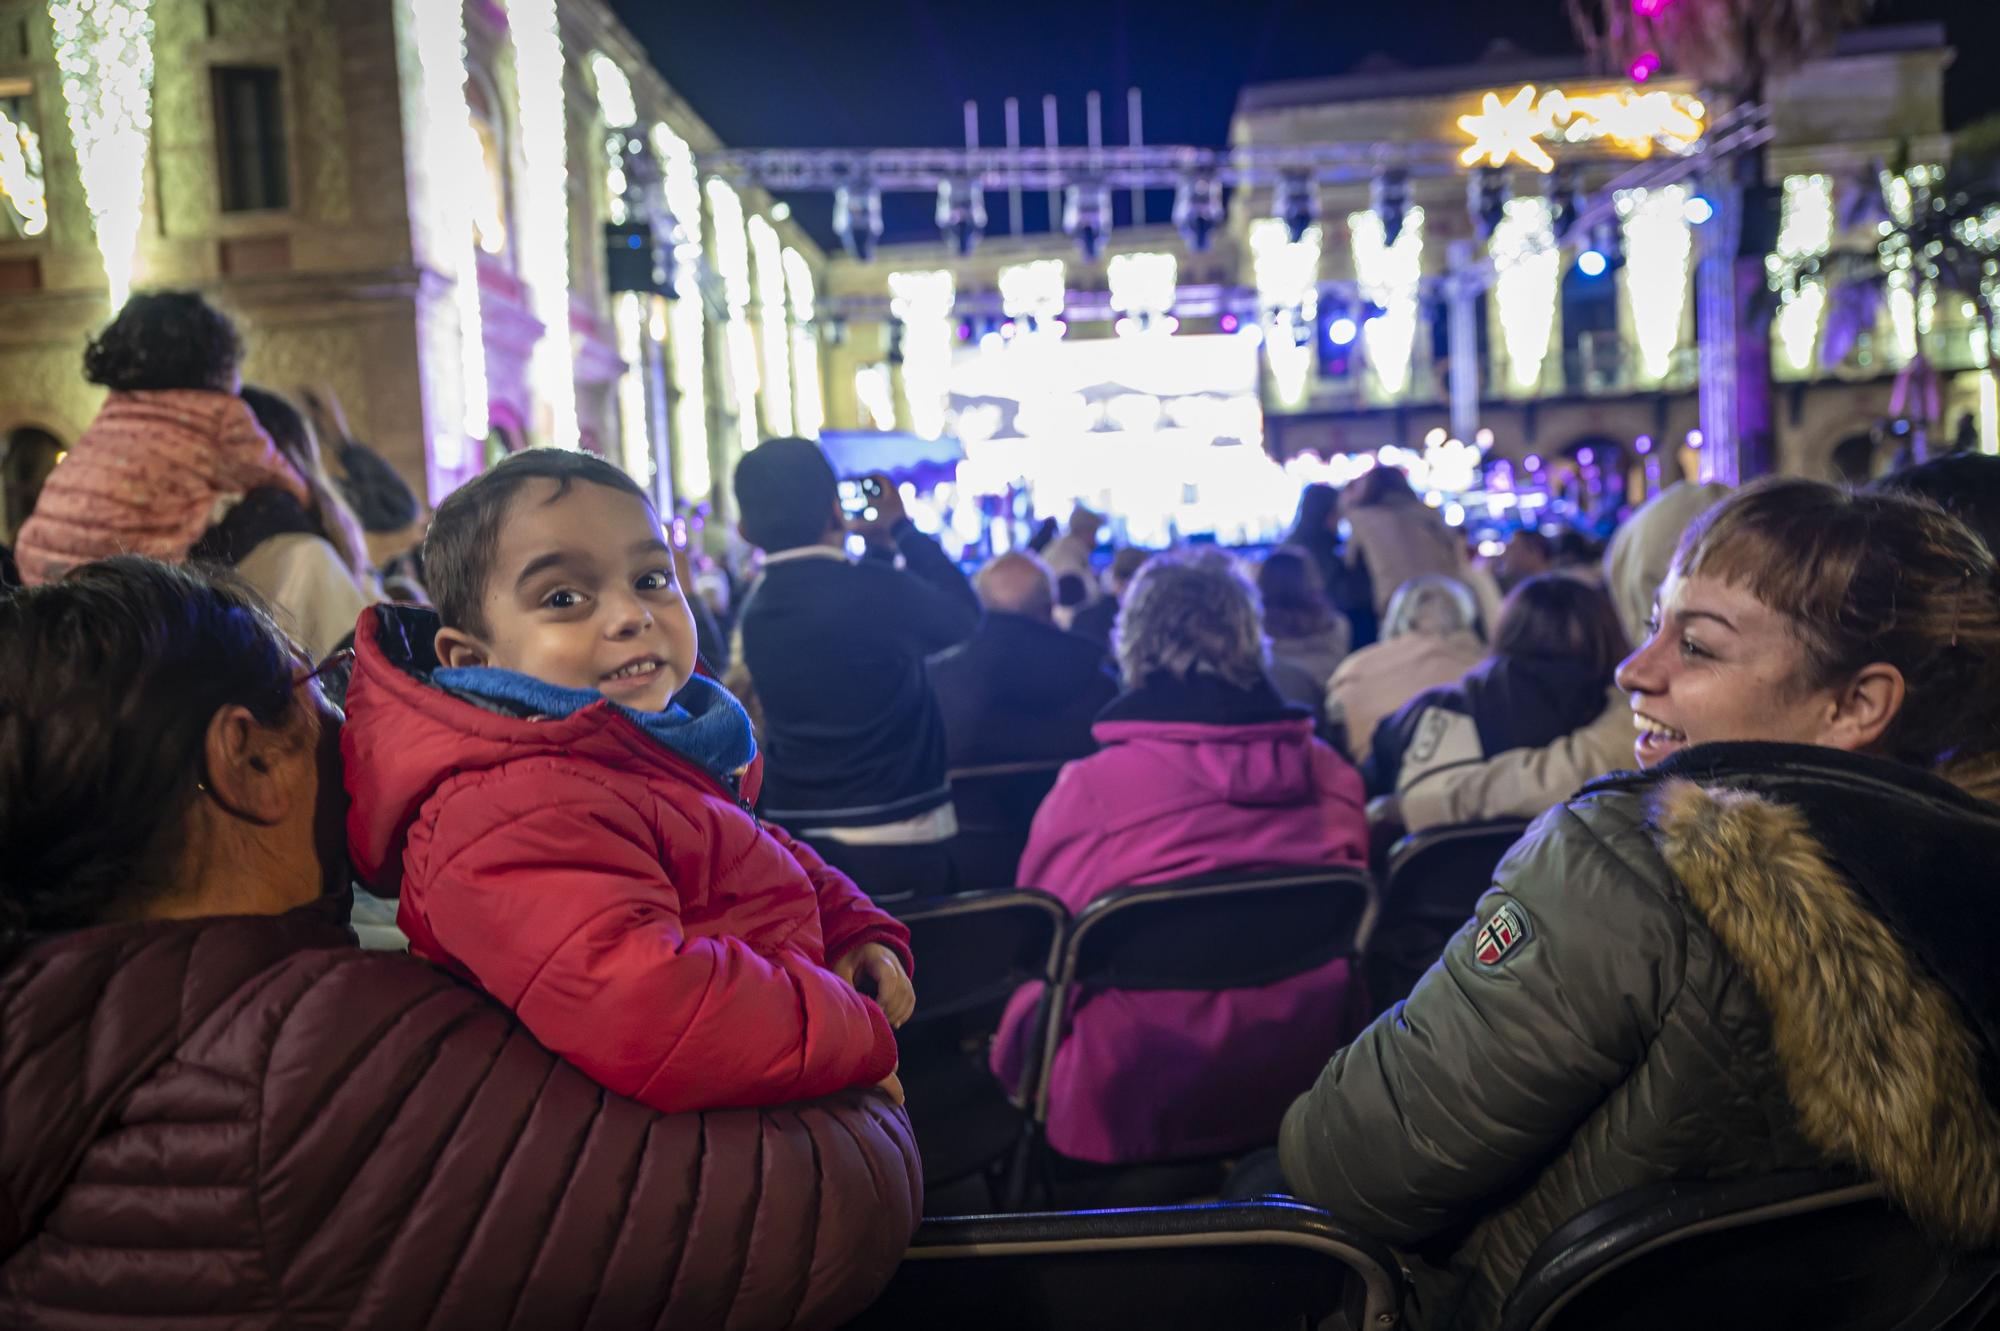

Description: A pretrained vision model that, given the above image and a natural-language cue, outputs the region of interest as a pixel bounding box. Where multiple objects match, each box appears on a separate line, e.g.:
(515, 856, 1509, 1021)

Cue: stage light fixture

(1327, 315, 1359, 346)
(1470, 166, 1510, 241)
(1063, 181, 1113, 261)
(1371, 168, 1411, 247)
(935, 178, 987, 256)
(1275, 171, 1320, 245)
(833, 181, 883, 262)
(1577, 249, 1608, 278)
(1173, 174, 1225, 253)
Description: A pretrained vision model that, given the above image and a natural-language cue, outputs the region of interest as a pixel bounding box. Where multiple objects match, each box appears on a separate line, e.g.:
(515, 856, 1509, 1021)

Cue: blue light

(1684, 195, 1716, 226)
(626, 234, 646, 250)
(1328, 316, 1359, 346)
(1577, 249, 1609, 278)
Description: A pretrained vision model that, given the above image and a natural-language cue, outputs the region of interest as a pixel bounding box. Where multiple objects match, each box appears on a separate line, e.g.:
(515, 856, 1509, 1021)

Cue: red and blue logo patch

(1474, 900, 1532, 968)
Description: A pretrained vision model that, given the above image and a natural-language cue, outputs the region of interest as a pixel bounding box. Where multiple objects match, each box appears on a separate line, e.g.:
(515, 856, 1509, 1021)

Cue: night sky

(610, 0, 2000, 245)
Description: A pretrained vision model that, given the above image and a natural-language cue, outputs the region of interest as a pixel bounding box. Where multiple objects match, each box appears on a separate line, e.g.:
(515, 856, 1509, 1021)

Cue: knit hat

(732, 436, 839, 553)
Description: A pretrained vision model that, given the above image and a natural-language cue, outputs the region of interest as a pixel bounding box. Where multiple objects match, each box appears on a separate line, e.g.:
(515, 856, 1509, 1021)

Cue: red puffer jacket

(343, 606, 912, 1115)
(0, 900, 921, 1328)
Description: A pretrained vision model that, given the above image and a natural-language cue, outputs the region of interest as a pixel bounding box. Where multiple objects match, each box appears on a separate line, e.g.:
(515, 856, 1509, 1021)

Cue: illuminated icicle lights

(50, 0, 156, 308)
(999, 259, 1066, 331)
(399, 0, 487, 445)
(592, 53, 635, 225)
(748, 214, 794, 437)
(1489, 198, 1560, 394)
(653, 123, 709, 494)
(1108, 252, 1178, 330)
(784, 247, 824, 437)
(1250, 218, 1321, 408)
(1616, 185, 1693, 384)
(1768, 174, 1834, 376)
(505, 0, 578, 450)
(614, 292, 652, 488)
(888, 269, 956, 440)
(705, 178, 762, 434)
(0, 107, 48, 237)
(1349, 206, 1426, 398)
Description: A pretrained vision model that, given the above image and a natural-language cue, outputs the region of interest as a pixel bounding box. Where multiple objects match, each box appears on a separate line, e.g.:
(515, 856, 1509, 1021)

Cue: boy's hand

(836, 942, 916, 1027)
(874, 1068, 906, 1106)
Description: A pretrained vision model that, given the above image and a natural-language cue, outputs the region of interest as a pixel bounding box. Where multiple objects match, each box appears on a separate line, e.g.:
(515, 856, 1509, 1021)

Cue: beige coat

(1343, 497, 1467, 615)
(1325, 629, 1486, 766)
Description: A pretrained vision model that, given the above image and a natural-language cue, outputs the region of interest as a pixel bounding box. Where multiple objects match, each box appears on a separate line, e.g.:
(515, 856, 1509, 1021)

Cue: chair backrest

(1499, 1171, 2000, 1331)
(842, 1199, 1405, 1331)
(1381, 818, 1529, 927)
(891, 889, 1067, 1024)
(946, 762, 1068, 892)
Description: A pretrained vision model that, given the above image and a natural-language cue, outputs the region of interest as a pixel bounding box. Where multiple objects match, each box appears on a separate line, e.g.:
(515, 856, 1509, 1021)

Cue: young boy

(341, 450, 913, 1114)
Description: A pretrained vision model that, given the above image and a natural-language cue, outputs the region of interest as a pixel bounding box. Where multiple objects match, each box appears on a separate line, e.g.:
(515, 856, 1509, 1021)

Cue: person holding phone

(732, 439, 981, 900)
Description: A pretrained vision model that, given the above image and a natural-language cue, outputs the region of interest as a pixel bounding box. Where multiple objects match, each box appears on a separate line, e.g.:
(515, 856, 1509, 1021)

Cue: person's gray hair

(1114, 548, 1267, 690)
(1382, 575, 1480, 640)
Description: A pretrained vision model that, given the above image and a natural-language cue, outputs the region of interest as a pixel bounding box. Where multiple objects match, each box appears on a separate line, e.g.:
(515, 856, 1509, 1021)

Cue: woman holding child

(0, 552, 919, 1326)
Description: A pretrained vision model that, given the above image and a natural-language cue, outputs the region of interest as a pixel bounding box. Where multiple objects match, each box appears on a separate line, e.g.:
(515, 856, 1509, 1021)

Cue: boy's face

(435, 478, 698, 712)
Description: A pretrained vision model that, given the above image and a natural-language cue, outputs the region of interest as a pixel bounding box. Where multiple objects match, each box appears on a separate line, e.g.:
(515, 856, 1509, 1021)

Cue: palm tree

(1568, 0, 1878, 481)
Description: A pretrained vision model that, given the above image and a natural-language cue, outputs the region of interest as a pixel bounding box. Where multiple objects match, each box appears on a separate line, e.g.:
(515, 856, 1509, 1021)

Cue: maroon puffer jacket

(0, 899, 921, 1329)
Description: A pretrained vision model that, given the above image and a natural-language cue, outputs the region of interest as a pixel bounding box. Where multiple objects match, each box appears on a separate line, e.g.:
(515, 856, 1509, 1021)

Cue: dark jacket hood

(0, 901, 353, 1260)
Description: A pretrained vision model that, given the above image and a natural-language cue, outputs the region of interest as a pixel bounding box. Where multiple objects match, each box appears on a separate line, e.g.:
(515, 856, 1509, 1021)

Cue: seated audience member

(188, 386, 380, 658)
(14, 292, 312, 586)
(1341, 467, 1468, 617)
(1069, 545, 1151, 651)
(991, 550, 1370, 1165)
(1364, 576, 1625, 800)
(930, 551, 1118, 770)
(1872, 452, 2000, 552)
(1324, 576, 1485, 765)
(733, 439, 980, 899)
(1493, 528, 1553, 592)
(0, 559, 919, 1327)
(1042, 503, 1106, 591)
(342, 449, 913, 1118)
(1395, 480, 1728, 831)
(1282, 480, 2000, 1329)
(1258, 547, 1352, 708)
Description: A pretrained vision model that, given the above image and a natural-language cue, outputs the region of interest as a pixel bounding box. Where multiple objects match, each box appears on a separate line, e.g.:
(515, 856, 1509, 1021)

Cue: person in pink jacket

(992, 549, 1371, 1165)
(15, 292, 309, 585)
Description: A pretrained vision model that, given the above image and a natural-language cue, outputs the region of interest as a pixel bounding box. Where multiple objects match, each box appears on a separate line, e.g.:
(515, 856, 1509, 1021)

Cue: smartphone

(839, 477, 884, 522)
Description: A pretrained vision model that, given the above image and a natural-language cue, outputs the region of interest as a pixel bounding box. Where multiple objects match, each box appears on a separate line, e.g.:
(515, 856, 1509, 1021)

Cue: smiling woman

(1281, 478, 2000, 1329)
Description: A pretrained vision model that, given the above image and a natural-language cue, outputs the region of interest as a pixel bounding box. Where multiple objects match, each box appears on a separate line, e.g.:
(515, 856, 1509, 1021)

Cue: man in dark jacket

(931, 551, 1118, 771)
(734, 438, 980, 899)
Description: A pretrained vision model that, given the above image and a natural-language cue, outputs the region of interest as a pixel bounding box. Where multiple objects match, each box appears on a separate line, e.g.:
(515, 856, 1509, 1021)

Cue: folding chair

(945, 762, 1068, 893)
(1367, 818, 1528, 1010)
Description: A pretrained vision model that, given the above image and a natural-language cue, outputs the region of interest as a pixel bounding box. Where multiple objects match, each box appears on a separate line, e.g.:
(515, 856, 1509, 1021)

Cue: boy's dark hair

(424, 449, 653, 636)
(732, 436, 839, 553)
(82, 291, 244, 393)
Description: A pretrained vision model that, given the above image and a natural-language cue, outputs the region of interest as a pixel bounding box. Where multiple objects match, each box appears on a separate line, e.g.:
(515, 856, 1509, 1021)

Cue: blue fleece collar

(433, 665, 756, 788)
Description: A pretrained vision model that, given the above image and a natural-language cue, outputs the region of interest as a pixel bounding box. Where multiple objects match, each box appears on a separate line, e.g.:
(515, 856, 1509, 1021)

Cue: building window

(213, 66, 289, 213)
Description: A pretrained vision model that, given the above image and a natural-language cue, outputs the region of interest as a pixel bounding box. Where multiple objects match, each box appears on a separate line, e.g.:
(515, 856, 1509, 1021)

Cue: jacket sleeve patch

(1473, 899, 1532, 968)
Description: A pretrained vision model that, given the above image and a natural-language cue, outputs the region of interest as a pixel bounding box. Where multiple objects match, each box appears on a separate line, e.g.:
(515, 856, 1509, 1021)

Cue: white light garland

(999, 258, 1067, 331)
(888, 269, 956, 440)
(1616, 185, 1693, 384)
(1107, 252, 1177, 332)
(1489, 197, 1560, 394)
(398, 0, 487, 446)
(784, 247, 824, 437)
(1251, 218, 1321, 408)
(1768, 174, 1833, 375)
(0, 106, 49, 237)
(747, 214, 793, 437)
(50, 0, 155, 308)
(591, 54, 635, 225)
(653, 124, 708, 492)
(1349, 206, 1426, 398)
(705, 177, 762, 433)
(614, 292, 651, 487)
(504, 0, 577, 450)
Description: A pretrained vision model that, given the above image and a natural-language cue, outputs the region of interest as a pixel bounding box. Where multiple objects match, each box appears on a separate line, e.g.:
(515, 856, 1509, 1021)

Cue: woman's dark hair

(335, 438, 422, 534)
(1258, 547, 1338, 639)
(82, 291, 245, 393)
(1492, 575, 1629, 682)
(240, 386, 372, 579)
(0, 558, 297, 936)
(425, 447, 654, 636)
(1347, 465, 1418, 508)
(1287, 483, 1340, 547)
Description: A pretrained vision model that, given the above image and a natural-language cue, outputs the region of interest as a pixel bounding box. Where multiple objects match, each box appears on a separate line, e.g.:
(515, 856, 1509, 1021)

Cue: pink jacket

(992, 703, 1370, 1164)
(16, 389, 308, 585)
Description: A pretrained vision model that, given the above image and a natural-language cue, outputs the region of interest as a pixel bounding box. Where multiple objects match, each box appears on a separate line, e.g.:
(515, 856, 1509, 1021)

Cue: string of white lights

(1489, 197, 1560, 394)
(654, 123, 709, 494)
(705, 178, 762, 441)
(1349, 207, 1425, 398)
(888, 269, 956, 439)
(1250, 218, 1321, 408)
(506, 0, 578, 449)
(1767, 174, 1833, 375)
(0, 106, 49, 237)
(748, 214, 794, 437)
(1616, 184, 1693, 384)
(784, 247, 824, 437)
(50, 0, 156, 308)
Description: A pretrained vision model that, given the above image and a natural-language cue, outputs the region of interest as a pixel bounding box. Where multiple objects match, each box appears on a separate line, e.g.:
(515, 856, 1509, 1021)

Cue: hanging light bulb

(1275, 170, 1319, 245)
(935, 177, 987, 257)
(1062, 180, 1112, 261)
(1371, 168, 1411, 247)
(833, 180, 883, 262)
(1173, 174, 1224, 253)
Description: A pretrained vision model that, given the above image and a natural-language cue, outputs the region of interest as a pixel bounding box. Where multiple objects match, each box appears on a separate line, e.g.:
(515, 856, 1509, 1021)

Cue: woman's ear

(201, 704, 297, 826)
(1826, 662, 1907, 752)
(433, 626, 488, 669)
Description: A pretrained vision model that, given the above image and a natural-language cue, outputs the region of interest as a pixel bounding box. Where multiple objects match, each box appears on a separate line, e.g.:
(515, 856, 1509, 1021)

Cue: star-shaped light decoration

(1563, 90, 1704, 157)
(1458, 86, 1558, 174)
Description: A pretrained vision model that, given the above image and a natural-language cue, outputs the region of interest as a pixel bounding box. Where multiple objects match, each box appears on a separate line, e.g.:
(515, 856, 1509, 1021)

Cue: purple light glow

(1628, 51, 1662, 83)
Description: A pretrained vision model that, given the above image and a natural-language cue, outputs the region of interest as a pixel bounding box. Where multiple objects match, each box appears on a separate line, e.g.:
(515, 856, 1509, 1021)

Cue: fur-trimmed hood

(1595, 743, 2000, 1250)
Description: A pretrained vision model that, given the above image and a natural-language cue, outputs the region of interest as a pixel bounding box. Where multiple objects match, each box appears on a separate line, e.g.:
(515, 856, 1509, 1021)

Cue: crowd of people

(2, 289, 1999, 1328)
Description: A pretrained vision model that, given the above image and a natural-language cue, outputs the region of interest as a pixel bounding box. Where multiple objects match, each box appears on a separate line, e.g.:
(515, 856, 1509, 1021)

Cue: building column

(1446, 241, 1481, 441)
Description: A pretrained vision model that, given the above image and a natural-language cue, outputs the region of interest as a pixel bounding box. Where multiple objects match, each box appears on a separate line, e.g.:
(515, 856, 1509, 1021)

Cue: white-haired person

(1323, 575, 1486, 766)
